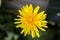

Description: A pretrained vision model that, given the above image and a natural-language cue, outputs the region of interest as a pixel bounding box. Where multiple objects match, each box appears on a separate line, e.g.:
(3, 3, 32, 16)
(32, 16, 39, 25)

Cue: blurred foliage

(0, 0, 1, 7)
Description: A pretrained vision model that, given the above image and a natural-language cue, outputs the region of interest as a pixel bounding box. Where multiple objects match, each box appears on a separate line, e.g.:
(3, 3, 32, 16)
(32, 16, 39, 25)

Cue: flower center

(27, 18, 34, 26)
(29, 18, 33, 22)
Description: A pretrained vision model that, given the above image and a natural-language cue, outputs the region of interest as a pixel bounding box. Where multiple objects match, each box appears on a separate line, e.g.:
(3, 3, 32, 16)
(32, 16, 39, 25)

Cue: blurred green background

(0, 0, 60, 40)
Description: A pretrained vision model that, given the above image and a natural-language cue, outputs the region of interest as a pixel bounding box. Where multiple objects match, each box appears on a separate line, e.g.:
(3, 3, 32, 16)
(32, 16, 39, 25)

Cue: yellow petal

(14, 19, 21, 20)
(36, 11, 45, 19)
(24, 27, 30, 36)
(41, 21, 48, 26)
(20, 28, 26, 34)
(37, 21, 42, 27)
(40, 28, 46, 31)
(16, 25, 21, 28)
(16, 24, 25, 28)
(18, 9, 26, 16)
(43, 21, 48, 23)
(18, 10, 22, 15)
(42, 14, 47, 20)
(22, 4, 29, 13)
(33, 6, 40, 15)
(25, 4, 28, 8)
(44, 26, 48, 28)
(24, 30, 28, 36)
(28, 30, 30, 35)
(27, 27, 30, 35)
(34, 27, 40, 38)
(14, 22, 21, 24)
(17, 15, 22, 18)
(29, 4, 33, 13)
(31, 30, 36, 38)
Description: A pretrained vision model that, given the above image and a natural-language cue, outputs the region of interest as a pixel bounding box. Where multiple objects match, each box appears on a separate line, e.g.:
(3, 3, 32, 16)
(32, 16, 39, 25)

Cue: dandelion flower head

(14, 4, 48, 38)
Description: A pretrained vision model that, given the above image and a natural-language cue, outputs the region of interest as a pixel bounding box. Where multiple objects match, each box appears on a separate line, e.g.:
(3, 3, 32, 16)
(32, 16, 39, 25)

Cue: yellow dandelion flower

(14, 4, 48, 38)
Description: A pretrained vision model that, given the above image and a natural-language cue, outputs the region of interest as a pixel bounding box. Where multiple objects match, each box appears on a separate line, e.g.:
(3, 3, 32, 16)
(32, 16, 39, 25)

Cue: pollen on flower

(14, 4, 48, 38)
